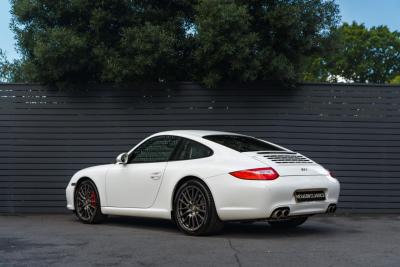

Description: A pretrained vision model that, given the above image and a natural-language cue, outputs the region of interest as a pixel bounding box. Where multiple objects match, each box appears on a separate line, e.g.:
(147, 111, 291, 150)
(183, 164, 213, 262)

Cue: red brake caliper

(90, 191, 96, 206)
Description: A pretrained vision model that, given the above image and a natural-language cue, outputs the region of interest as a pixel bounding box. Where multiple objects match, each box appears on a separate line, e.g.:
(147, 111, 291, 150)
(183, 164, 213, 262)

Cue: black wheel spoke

(193, 190, 199, 203)
(182, 191, 191, 203)
(76, 182, 98, 221)
(78, 191, 85, 199)
(176, 185, 207, 232)
(178, 199, 189, 207)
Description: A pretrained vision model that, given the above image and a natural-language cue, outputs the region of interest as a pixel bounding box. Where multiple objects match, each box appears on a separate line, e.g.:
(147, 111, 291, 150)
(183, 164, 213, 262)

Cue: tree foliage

(0, 49, 24, 82)
(193, 1, 260, 87)
(7, 0, 339, 87)
(304, 22, 400, 83)
(390, 75, 400, 84)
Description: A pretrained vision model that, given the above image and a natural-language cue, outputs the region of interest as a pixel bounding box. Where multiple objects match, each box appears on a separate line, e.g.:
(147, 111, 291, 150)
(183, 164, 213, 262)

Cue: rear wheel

(74, 179, 106, 223)
(173, 179, 223, 235)
(268, 217, 308, 229)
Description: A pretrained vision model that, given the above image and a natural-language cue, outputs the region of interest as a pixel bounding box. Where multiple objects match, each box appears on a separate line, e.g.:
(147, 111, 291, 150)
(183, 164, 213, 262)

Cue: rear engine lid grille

(257, 151, 314, 164)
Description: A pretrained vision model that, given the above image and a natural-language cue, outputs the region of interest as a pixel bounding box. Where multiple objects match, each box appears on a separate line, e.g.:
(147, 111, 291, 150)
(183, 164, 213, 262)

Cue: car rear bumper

(205, 174, 340, 221)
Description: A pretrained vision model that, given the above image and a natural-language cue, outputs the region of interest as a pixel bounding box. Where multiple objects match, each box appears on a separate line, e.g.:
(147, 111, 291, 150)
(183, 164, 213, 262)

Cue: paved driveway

(0, 214, 399, 266)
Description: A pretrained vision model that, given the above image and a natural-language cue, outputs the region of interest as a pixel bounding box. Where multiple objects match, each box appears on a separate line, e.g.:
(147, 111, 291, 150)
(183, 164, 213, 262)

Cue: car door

(106, 135, 181, 208)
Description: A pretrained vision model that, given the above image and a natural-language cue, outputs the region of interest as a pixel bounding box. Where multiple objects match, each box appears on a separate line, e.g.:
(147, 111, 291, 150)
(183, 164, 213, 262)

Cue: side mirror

(116, 152, 128, 165)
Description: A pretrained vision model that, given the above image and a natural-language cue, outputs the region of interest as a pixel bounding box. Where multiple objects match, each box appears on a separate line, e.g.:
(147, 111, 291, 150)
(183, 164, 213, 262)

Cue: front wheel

(173, 179, 223, 236)
(268, 217, 308, 229)
(74, 179, 106, 223)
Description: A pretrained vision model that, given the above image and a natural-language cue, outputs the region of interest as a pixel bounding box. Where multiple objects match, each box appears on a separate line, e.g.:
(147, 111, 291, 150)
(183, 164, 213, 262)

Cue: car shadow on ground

(77, 215, 358, 239)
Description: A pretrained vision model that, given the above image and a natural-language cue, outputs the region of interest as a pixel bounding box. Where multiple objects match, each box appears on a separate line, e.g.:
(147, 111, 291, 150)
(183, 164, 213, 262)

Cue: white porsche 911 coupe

(66, 130, 340, 235)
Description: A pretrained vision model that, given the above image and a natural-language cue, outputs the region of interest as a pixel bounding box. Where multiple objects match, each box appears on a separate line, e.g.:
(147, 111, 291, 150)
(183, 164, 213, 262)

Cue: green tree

(8, 0, 339, 87)
(305, 22, 400, 83)
(243, 0, 339, 82)
(193, 1, 260, 87)
(0, 49, 25, 82)
(390, 75, 400, 84)
(0, 49, 11, 82)
(194, 0, 339, 86)
(10, 0, 194, 86)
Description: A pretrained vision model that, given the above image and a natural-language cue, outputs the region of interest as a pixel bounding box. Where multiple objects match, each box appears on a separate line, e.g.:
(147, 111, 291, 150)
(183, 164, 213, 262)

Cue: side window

(129, 136, 180, 163)
(173, 138, 213, 161)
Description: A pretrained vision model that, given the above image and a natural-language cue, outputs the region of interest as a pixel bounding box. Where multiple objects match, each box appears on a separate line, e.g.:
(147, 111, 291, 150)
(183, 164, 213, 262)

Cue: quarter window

(129, 136, 180, 163)
(172, 138, 213, 161)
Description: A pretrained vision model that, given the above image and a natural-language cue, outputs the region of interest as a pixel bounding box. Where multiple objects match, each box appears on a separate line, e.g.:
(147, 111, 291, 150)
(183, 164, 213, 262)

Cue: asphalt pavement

(0, 214, 399, 266)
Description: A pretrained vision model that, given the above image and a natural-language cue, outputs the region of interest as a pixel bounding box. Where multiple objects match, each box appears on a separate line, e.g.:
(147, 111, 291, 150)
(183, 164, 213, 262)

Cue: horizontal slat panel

(335, 208, 400, 213)
(1, 125, 398, 135)
(289, 145, 400, 153)
(0, 151, 118, 157)
(3, 102, 400, 113)
(0, 207, 69, 213)
(0, 176, 74, 182)
(0, 182, 68, 188)
(1, 112, 397, 122)
(0, 200, 66, 207)
(325, 170, 400, 178)
(336, 177, 400, 184)
(0, 145, 128, 151)
(2, 114, 399, 123)
(0, 150, 398, 158)
(340, 196, 400, 202)
(0, 188, 66, 194)
(4, 109, 398, 119)
(2, 109, 399, 120)
(338, 202, 400, 208)
(2, 156, 398, 165)
(341, 189, 400, 196)
(0, 170, 84, 176)
(1, 86, 397, 94)
(0, 194, 66, 201)
(0, 158, 112, 164)
(3, 119, 400, 129)
(339, 183, 400, 190)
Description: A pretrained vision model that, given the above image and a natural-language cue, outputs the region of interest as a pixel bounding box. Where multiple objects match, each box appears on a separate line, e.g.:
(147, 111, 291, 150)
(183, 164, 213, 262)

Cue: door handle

(150, 172, 162, 180)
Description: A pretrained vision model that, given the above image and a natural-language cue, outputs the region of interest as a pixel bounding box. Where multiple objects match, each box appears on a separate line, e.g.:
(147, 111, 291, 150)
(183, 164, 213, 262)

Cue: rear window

(203, 135, 284, 152)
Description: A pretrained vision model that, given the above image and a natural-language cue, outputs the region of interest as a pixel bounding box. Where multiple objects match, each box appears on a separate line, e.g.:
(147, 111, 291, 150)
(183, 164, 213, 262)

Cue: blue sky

(1, 0, 399, 61)
(336, 0, 400, 30)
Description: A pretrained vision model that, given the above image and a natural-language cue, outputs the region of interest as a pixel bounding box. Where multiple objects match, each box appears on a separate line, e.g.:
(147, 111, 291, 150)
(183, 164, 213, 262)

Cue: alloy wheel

(176, 185, 207, 231)
(76, 181, 98, 221)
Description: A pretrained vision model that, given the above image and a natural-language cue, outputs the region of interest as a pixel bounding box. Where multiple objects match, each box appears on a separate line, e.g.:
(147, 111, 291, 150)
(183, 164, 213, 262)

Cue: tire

(74, 179, 106, 224)
(173, 179, 223, 236)
(268, 217, 308, 229)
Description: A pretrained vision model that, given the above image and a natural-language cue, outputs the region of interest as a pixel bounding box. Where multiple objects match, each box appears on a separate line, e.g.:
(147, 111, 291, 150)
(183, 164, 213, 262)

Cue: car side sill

(101, 207, 171, 220)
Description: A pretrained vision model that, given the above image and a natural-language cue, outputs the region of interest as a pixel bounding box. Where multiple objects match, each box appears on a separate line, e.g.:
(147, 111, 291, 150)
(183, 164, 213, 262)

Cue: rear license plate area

(295, 190, 326, 202)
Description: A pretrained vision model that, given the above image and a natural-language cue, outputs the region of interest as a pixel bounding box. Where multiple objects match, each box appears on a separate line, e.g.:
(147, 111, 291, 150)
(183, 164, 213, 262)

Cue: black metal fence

(1, 82, 399, 213)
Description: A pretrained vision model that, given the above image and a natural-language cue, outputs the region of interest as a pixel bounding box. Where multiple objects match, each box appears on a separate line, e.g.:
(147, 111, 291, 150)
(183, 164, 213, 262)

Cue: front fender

(65, 164, 113, 210)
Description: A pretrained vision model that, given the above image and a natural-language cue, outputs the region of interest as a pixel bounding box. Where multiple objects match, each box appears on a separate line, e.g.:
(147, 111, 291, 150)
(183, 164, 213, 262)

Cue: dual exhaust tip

(271, 204, 336, 219)
(271, 207, 290, 219)
(326, 204, 337, 214)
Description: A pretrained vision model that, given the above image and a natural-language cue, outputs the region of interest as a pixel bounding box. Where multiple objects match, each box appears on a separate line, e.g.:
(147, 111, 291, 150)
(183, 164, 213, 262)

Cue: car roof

(152, 130, 244, 139)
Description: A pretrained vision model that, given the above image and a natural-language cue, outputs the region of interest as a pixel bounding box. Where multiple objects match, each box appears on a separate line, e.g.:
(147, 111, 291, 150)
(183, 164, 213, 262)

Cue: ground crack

(227, 239, 242, 267)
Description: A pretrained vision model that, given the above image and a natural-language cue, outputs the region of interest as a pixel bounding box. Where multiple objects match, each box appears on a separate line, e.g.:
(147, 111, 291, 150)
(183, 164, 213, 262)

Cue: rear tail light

(230, 167, 279, 180)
